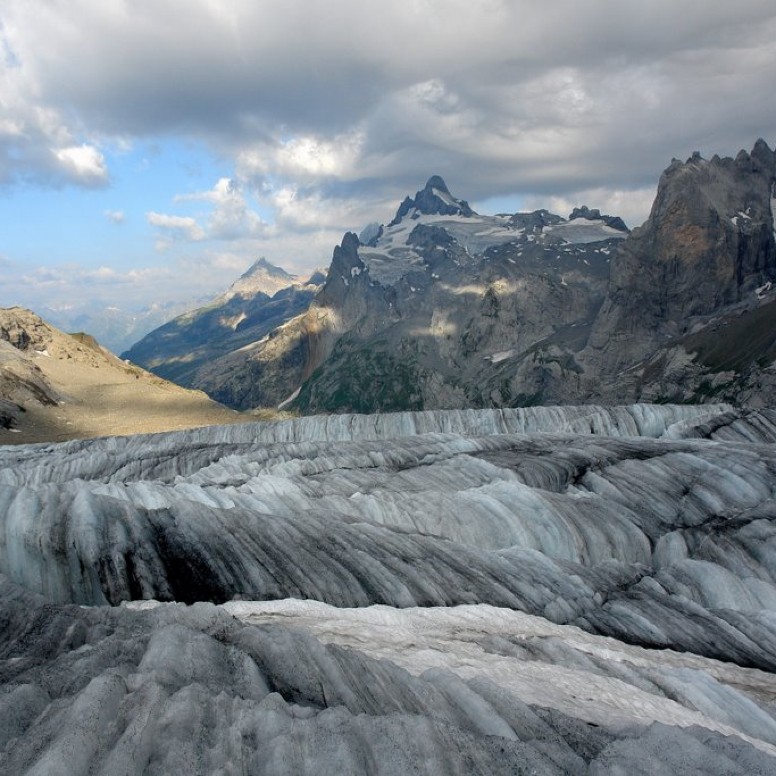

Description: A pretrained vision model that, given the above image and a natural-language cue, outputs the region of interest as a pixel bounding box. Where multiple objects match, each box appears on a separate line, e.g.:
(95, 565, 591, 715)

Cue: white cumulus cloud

(53, 144, 107, 184)
(176, 178, 267, 240)
(146, 212, 206, 241)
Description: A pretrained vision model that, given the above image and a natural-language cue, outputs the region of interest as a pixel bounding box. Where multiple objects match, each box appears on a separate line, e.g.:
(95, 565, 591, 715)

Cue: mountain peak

(241, 257, 295, 281)
(223, 258, 297, 300)
(389, 176, 475, 226)
(424, 175, 450, 193)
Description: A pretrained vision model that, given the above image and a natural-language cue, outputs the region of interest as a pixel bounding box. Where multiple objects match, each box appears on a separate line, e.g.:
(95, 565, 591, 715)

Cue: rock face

(3, 404, 776, 772)
(586, 139, 776, 403)
(0, 312, 64, 422)
(122, 262, 322, 390)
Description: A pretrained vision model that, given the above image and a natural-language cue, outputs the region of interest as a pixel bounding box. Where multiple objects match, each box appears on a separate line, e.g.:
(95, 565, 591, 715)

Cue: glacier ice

(2, 403, 776, 773)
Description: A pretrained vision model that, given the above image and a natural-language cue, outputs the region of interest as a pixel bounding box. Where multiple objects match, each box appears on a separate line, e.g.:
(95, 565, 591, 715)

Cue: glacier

(3, 403, 776, 773)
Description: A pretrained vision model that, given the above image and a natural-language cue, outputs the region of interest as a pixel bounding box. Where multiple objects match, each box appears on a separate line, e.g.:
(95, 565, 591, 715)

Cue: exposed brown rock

(0, 307, 250, 444)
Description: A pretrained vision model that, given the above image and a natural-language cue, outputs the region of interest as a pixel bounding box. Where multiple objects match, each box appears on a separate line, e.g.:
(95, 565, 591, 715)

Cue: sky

(1, 0, 776, 319)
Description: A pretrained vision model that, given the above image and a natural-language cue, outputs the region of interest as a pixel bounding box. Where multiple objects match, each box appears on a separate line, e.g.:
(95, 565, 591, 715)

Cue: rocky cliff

(584, 139, 776, 405)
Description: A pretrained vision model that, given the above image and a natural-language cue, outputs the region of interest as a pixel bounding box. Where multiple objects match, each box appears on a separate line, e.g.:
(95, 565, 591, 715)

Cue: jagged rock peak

(569, 205, 603, 220)
(734, 139, 776, 171)
(663, 139, 776, 180)
(569, 205, 629, 232)
(388, 175, 475, 226)
(750, 137, 776, 171)
(320, 232, 366, 300)
(424, 174, 451, 193)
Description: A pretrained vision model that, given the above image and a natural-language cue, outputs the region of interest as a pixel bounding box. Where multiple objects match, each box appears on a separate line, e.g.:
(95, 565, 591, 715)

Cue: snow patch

(219, 312, 247, 331)
(431, 186, 459, 208)
(227, 599, 776, 755)
(485, 350, 517, 364)
(277, 386, 301, 410)
(409, 321, 457, 337)
(544, 220, 628, 245)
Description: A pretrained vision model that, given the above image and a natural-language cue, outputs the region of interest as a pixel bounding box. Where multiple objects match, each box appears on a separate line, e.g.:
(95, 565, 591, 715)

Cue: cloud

(5, 264, 170, 307)
(237, 131, 367, 185)
(2, 0, 776, 312)
(20, 265, 126, 287)
(176, 178, 267, 240)
(53, 144, 108, 185)
(3, 1, 775, 198)
(1, 260, 211, 313)
(104, 209, 125, 224)
(0, 17, 109, 188)
(265, 184, 392, 234)
(146, 212, 206, 241)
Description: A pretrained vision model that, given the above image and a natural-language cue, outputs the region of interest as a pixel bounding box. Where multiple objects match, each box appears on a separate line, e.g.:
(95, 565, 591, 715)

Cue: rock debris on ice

(2, 403, 776, 773)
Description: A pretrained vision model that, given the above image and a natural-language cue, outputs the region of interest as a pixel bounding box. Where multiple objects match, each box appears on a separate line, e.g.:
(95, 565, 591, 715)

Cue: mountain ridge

(128, 139, 776, 413)
(189, 185, 627, 411)
(121, 261, 323, 389)
(0, 306, 247, 442)
(388, 174, 476, 225)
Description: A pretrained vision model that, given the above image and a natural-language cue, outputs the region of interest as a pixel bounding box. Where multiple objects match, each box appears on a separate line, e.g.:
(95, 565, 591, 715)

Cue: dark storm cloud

(2, 0, 776, 218)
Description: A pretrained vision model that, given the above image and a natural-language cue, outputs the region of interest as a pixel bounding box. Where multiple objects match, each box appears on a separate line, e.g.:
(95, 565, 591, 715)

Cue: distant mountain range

(125, 139, 776, 413)
(41, 297, 210, 356)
